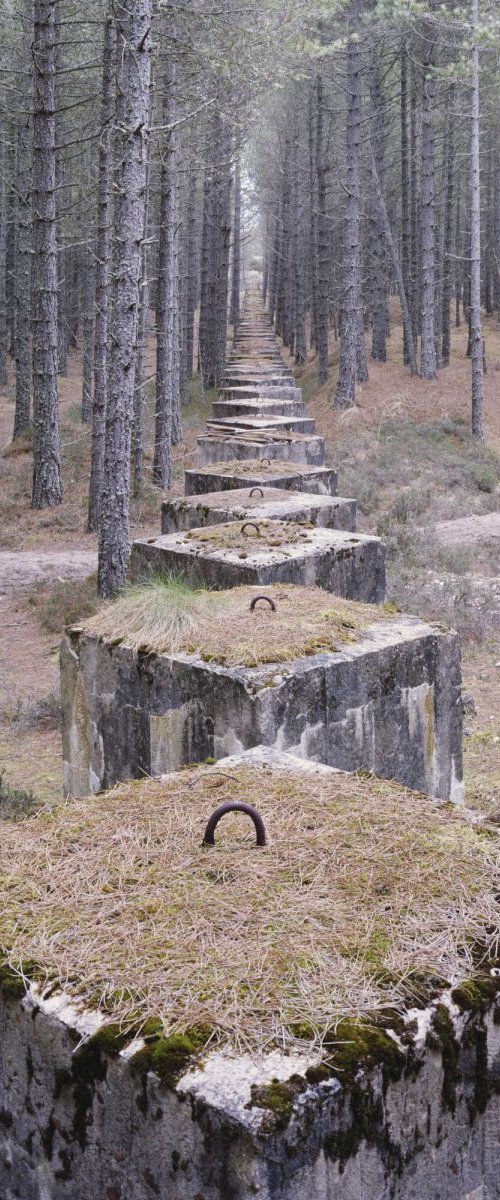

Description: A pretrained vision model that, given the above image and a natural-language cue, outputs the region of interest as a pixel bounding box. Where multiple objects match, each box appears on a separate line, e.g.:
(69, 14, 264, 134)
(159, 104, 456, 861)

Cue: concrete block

(197, 430, 325, 466)
(61, 590, 461, 801)
(184, 461, 338, 496)
(206, 415, 316, 435)
(161, 488, 356, 535)
(212, 398, 306, 420)
(130, 522, 385, 601)
(3, 752, 497, 1200)
(218, 385, 303, 401)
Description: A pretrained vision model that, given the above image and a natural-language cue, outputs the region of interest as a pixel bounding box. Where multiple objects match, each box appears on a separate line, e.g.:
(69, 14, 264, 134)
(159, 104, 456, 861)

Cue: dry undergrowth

(82, 577, 389, 666)
(0, 763, 498, 1050)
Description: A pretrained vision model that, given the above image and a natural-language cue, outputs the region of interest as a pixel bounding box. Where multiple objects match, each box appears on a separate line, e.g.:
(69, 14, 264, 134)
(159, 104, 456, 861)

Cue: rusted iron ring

(202, 802, 267, 847)
(249, 487, 264, 498)
(241, 521, 260, 537)
(261, 457, 272, 466)
(250, 595, 276, 613)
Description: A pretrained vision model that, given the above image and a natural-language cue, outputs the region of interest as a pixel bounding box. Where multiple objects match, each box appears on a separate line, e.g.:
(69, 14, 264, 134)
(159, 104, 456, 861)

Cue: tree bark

(230, 154, 241, 331)
(153, 48, 180, 488)
(88, 8, 115, 533)
(13, 115, 32, 438)
(316, 74, 329, 384)
(469, 0, 484, 440)
(98, 0, 152, 597)
(420, 33, 437, 379)
(31, 0, 62, 508)
(335, 2, 367, 408)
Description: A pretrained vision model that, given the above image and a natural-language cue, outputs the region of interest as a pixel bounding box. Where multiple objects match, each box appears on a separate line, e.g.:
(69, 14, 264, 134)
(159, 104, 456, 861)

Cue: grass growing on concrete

(0, 762, 498, 1049)
(82, 577, 390, 667)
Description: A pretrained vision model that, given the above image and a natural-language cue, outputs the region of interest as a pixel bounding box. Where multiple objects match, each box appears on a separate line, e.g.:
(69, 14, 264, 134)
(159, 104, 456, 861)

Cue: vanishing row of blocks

(61, 292, 463, 804)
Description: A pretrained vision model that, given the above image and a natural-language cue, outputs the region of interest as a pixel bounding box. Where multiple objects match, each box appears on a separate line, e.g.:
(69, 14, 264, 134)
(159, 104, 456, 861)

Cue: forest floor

(0, 300, 499, 817)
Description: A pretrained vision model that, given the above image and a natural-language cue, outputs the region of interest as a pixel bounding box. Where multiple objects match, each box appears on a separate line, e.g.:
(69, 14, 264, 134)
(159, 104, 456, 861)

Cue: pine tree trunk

(420, 34, 436, 379)
(13, 116, 32, 438)
(88, 9, 115, 533)
(315, 74, 329, 384)
(441, 88, 455, 367)
(97, 0, 152, 597)
(369, 58, 387, 363)
(369, 150, 417, 375)
(81, 245, 95, 423)
(401, 47, 411, 366)
(185, 162, 198, 379)
(469, 0, 484, 440)
(230, 155, 241, 331)
(0, 126, 8, 386)
(153, 50, 180, 487)
(31, 0, 62, 508)
(335, 3, 367, 408)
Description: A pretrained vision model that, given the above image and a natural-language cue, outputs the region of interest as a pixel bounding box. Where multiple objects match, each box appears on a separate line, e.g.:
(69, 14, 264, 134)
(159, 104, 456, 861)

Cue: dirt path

(433, 511, 500, 546)
(0, 550, 97, 594)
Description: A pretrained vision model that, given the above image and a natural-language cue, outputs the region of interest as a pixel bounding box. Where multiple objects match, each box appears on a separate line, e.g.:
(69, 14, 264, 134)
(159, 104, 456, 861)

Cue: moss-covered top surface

(189, 459, 328, 477)
(0, 761, 498, 1050)
(184, 518, 321, 551)
(82, 578, 390, 666)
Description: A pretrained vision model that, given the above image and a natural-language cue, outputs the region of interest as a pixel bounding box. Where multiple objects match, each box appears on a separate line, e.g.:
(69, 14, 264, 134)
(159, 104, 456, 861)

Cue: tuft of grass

(0, 771, 41, 822)
(8, 693, 61, 734)
(0, 762, 498, 1050)
(82, 577, 390, 667)
(29, 574, 99, 635)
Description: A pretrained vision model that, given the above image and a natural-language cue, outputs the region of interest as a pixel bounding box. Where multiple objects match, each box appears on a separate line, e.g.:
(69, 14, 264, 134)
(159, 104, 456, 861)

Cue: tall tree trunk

(369, 150, 417, 375)
(153, 49, 180, 488)
(369, 57, 387, 363)
(335, 2, 367, 408)
(230, 154, 241, 331)
(0, 126, 8, 386)
(401, 47, 411, 366)
(185, 161, 198, 379)
(469, 0, 483, 440)
(420, 34, 436, 379)
(31, 0, 62, 508)
(316, 74, 329, 384)
(88, 8, 115, 533)
(81, 244, 95, 423)
(13, 116, 32, 438)
(98, 0, 152, 597)
(441, 87, 455, 367)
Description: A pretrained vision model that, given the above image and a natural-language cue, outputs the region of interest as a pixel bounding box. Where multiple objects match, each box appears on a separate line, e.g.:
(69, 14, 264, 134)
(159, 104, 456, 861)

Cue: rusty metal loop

(261, 457, 272, 466)
(249, 487, 264, 498)
(203, 802, 267, 847)
(241, 521, 260, 537)
(250, 594, 276, 613)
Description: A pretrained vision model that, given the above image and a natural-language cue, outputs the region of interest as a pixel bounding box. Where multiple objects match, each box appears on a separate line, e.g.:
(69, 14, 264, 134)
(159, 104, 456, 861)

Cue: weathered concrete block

(212, 398, 306, 420)
(206, 415, 316, 435)
(130, 522, 384, 600)
(61, 590, 461, 800)
(197, 431, 325, 467)
(184, 461, 338, 497)
(223, 372, 294, 388)
(161, 487, 356, 535)
(2, 753, 496, 1200)
(218, 385, 303, 402)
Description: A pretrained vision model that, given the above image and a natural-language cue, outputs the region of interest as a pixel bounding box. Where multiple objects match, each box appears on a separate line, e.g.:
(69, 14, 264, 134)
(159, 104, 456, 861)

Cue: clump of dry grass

(29, 574, 99, 634)
(0, 763, 498, 1050)
(82, 578, 389, 666)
